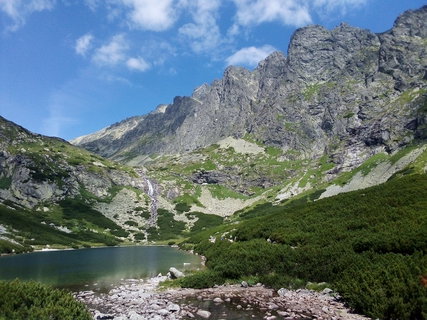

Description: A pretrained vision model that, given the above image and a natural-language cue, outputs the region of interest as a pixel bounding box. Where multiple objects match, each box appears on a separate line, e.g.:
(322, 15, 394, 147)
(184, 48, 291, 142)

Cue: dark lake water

(0, 246, 202, 291)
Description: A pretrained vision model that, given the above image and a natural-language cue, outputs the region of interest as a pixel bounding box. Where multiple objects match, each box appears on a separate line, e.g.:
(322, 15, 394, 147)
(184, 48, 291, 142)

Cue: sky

(0, 0, 425, 141)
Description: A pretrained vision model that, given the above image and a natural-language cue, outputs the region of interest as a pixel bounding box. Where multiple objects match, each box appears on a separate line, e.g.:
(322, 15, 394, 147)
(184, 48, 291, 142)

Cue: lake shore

(76, 275, 370, 320)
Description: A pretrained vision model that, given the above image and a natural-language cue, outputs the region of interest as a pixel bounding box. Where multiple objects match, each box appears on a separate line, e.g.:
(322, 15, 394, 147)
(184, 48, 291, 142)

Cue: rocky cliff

(73, 6, 427, 173)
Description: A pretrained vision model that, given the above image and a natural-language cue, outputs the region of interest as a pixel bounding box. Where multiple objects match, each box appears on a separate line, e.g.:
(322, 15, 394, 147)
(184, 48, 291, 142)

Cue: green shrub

(182, 174, 427, 319)
(0, 239, 32, 254)
(0, 280, 91, 320)
(336, 252, 427, 319)
(124, 220, 138, 227)
(175, 202, 191, 213)
(0, 176, 12, 189)
(146, 209, 186, 241)
(186, 212, 223, 233)
(180, 270, 224, 289)
(134, 233, 146, 241)
(0, 202, 123, 248)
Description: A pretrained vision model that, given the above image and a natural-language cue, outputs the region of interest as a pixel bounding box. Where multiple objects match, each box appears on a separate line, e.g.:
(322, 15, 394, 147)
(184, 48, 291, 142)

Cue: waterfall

(146, 179, 154, 197)
(136, 169, 158, 227)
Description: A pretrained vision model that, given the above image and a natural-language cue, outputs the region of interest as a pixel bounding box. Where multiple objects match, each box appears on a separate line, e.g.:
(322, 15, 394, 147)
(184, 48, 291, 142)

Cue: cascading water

(136, 169, 158, 227)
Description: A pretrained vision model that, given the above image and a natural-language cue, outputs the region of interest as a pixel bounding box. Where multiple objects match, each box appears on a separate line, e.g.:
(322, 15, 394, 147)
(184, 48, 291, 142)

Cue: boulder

(277, 288, 288, 297)
(168, 267, 184, 279)
(196, 309, 211, 318)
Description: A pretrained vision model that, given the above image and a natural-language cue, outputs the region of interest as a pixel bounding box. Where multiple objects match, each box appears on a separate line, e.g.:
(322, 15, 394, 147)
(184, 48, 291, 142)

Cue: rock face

(73, 6, 427, 174)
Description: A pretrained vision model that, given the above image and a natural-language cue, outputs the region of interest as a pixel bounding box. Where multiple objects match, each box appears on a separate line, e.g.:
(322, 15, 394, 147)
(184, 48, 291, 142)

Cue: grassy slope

(0, 199, 129, 253)
(0, 117, 139, 252)
(146, 141, 334, 201)
(180, 173, 427, 319)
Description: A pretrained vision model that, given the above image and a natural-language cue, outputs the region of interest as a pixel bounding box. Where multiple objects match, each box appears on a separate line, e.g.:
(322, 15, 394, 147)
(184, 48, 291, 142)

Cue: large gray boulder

(168, 267, 184, 279)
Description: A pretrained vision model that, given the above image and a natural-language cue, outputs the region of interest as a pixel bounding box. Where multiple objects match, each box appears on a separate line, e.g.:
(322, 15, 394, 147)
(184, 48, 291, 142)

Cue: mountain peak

(73, 6, 427, 170)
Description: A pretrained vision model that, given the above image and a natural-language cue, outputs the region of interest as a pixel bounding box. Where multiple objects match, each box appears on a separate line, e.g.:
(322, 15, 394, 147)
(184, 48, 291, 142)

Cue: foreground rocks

(76, 276, 370, 320)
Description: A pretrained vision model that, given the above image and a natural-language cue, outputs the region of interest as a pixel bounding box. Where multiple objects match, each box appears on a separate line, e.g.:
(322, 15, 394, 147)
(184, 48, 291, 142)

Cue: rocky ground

(76, 275, 370, 320)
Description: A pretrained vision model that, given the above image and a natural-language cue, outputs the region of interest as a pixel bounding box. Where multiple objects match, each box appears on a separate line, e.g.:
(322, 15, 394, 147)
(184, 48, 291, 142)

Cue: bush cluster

(182, 174, 427, 319)
(0, 280, 91, 320)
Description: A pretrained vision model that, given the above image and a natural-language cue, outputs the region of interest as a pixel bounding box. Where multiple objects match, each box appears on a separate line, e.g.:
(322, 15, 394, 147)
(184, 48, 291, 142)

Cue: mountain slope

(0, 116, 158, 252)
(180, 172, 427, 319)
(73, 6, 427, 173)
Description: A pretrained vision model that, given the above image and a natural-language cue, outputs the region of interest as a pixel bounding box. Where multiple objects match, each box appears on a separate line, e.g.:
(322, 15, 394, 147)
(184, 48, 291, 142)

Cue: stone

(168, 267, 184, 279)
(128, 311, 144, 320)
(196, 309, 212, 318)
(167, 303, 180, 312)
(322, 288, 333, 295)
(157, 309, 170, 316)
(241, 281, 248, 288)
(277, 288, 288, 297)
(213, 297, 223, 303)
(268, 303, 279, 310)
(94, 311, 115, 319)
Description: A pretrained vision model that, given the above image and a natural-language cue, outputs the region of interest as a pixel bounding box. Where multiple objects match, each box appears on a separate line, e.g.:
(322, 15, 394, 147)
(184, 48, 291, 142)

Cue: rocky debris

(76, 276, 175, 320)
(95, 188, 149, 234)
(189, 187, 261, 217)
(191, 169, 275, 195)
(319, 145, 427, 199)
(217, 137, 265, 155)
(76, 277, 369, 320)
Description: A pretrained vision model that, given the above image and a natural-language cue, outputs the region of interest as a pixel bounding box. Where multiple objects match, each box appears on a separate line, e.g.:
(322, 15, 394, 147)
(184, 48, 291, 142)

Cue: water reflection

(0, 246, 201, 291)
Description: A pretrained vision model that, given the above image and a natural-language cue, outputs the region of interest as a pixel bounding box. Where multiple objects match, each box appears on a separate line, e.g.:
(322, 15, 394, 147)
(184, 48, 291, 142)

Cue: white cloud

(126, 56, 150, 72)
(92, 34, 128, 66)
(232, 0, 312, 28)
(226, 45, 276, 67)
(120, 0, 177, 31)
(75, 33, 94, 56)
(0, 0, 56, 32)
(313, 0, 368, 15)
(141, 40, 176, 66)
(178, 0, 222, 53)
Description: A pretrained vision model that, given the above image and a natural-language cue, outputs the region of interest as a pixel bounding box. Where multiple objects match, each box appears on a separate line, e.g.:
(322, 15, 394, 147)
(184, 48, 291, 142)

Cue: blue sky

(0, 0, 425, 141)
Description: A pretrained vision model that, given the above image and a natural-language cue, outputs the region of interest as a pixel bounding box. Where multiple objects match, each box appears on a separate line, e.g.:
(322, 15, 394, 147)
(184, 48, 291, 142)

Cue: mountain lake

(0, 245, 202, 292)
